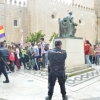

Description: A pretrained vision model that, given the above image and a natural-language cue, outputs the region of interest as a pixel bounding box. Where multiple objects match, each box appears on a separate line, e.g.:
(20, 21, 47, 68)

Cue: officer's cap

(55, 40, 62, 46)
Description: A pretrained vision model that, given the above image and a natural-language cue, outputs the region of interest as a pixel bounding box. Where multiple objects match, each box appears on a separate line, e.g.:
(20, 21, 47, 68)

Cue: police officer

(0, 42, 10, 83)
(45, 40, 68, 100)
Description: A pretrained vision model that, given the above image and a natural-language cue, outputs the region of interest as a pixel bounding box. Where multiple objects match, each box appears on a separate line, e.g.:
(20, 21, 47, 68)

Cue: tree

(25, 30, 45, 43)
(49, 32, 58, 42)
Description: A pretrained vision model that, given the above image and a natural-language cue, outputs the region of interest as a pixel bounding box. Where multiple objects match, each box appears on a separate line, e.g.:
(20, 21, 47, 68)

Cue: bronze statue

(59, 12, 78, 37)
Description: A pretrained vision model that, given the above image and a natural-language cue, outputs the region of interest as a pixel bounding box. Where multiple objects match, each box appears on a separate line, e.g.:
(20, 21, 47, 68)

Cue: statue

(59, 12, 78, 37)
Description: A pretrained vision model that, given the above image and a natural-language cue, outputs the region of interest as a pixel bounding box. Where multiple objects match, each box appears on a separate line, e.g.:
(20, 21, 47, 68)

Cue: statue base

(54, 38, 94, 74)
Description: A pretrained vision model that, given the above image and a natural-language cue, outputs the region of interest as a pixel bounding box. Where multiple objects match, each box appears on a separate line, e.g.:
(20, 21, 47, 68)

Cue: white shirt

(16, 48, 20, 59)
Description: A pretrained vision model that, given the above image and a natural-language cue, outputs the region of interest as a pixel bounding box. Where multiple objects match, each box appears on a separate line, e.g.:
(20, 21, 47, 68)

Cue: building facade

(27, 0, 97, 44)
(0, 0, 28, 43)
(0, 0, 99, 44)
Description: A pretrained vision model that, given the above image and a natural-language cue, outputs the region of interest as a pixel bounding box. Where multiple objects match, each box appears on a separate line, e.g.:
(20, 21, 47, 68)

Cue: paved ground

(0, 65, 100, 100)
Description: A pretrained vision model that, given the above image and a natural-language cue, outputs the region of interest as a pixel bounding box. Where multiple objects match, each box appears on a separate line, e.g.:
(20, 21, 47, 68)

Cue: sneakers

(63, 95, 68, 100)
(45, 96, 51, 100)
(3, 80, 10, 83)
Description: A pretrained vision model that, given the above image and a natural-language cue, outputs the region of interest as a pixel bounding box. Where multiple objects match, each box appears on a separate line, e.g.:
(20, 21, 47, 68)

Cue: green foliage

(95, 40, 100, 45)
(25, 30, 45, 43)
(49, 32, 58, 42)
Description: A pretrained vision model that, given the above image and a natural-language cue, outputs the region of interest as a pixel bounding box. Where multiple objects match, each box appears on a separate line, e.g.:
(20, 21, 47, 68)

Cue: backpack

(9, 53, 15, 61)
(44, 44, 49, 51)
(28, 47, 33, 56)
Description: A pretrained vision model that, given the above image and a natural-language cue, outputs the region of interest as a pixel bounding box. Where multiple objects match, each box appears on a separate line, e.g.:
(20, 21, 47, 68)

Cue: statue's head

(68, 12, 72, 15)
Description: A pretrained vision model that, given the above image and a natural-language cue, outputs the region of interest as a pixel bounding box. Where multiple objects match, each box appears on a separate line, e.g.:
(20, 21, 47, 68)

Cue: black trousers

(21, 57, 26, 67)
(48, 75, 66, 98)
(0, 62, 9, 81)
(9, 61, 14, 72)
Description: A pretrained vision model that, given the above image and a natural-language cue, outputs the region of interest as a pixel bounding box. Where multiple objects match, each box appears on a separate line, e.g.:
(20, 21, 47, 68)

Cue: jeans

(89, 55, 93, 64)
(42, 54, 45, 68)
(45, 53, 48, 65)
(85, 55, 92, 67)
(34, 56, 40, 70)
(95, 55, 100, 65)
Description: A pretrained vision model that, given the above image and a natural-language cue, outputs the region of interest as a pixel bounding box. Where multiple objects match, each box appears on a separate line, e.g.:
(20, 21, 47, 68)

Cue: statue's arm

(71, 18, 78, 26)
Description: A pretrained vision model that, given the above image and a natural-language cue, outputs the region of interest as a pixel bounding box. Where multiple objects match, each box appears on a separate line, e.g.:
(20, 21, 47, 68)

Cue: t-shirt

(41, 42, 47, 54)
(33, 45, 39, 57)
(21, 49, 26, 58)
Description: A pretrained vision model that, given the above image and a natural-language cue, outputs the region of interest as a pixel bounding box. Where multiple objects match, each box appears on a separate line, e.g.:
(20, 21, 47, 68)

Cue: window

(51, 11, 58, 20)
(14, 20, 18, 26)
(51, 14, 55, 19)
(79, 19, 81, 23)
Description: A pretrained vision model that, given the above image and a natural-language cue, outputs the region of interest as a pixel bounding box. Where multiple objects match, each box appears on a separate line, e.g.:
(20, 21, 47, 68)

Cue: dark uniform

(0, 42, 10, 83)
(46, 41, 68, 100)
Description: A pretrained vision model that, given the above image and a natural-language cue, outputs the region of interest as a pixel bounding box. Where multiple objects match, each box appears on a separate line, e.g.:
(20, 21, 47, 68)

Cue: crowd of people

(84, 40, 100, 67)
(3, 38, 49, 72)
(1, 39, 100, 73)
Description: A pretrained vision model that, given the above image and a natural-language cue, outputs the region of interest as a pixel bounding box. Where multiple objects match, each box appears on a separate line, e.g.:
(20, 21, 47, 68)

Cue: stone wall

(0, 0, 28, 43)
(0, 0, 98, 44)
(74, 0, 94, 8)
(94, 0, 100, 42)
(27, 0, 97, 44)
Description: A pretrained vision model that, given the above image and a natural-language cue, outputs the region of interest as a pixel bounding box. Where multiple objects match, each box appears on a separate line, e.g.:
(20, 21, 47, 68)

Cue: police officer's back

(46, 40, 68, 100)
(0, 42, 10, 83)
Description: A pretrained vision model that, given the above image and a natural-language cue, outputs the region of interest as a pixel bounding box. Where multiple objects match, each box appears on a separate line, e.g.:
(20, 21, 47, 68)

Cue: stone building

(0, 0, 100, 44)
(94, 0, 100, 42)
(27, 0, 97, 44)
(0, 0, 28, 42)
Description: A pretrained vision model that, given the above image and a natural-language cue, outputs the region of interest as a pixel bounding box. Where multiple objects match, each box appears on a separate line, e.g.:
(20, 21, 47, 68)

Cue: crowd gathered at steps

(3, 38, 49, 72)
(1, 39, 100, 73)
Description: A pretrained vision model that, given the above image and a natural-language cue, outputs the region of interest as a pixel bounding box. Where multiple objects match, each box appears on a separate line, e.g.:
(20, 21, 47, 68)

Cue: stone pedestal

(54, 38, 91, 73)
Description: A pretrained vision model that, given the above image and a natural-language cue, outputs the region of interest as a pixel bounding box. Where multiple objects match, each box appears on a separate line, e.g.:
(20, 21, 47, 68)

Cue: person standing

(8, 46, 15, 72)
(84, 40, 92, 67)
(94, 45, 100, 65)
(15, 44, 21, 70)
(89, 44, 94, 64)
(32, 43, 40, 70)
(40, 38, 47, 68)
(45, 40, 68, 100)
(21, 47, 27, 69)
(0, 42, 10, 83)
(45, 44, 49, 66)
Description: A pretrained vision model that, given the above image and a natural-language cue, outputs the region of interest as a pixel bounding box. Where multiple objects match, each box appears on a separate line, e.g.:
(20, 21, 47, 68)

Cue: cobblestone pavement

(0, 65, 100, 100)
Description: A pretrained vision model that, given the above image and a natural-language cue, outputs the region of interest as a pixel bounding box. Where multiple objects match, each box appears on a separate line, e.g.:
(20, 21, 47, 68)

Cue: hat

(55, 40, 62, 46)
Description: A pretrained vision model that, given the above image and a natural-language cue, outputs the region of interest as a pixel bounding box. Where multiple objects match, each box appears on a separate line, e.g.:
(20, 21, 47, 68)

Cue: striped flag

(0, 26, 5, 38)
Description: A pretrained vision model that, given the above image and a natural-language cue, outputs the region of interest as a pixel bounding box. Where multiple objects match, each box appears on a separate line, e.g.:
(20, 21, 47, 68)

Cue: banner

(0, 26, 5, 38)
